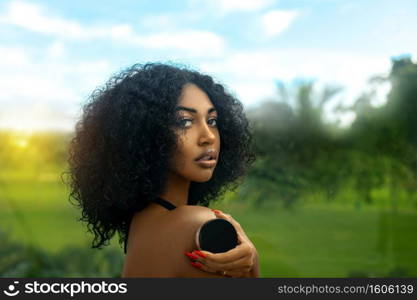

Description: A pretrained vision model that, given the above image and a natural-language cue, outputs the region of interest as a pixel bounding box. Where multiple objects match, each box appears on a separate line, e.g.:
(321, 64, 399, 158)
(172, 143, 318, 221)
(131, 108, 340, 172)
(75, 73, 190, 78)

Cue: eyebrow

(175, 106, 217, 114)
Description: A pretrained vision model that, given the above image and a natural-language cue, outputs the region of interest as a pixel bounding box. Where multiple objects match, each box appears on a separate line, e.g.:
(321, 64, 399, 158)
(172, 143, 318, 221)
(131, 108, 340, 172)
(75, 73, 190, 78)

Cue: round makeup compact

(195, 218, 238, 253)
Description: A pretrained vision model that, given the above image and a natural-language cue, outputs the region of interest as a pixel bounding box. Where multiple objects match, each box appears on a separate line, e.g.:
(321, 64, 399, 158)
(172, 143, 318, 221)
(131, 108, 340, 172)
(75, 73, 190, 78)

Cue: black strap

(124, 197, 177, 253)
(151, 197, 177, 211)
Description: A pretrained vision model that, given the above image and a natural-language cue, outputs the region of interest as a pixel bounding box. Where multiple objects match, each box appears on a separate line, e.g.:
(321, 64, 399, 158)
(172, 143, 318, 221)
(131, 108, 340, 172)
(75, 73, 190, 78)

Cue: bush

(0, 229, 123, 277)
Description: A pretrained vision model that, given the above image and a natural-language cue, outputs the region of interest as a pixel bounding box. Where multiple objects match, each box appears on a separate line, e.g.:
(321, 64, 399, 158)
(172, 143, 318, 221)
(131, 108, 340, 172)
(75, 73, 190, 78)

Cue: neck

(158, 171, 190, 207)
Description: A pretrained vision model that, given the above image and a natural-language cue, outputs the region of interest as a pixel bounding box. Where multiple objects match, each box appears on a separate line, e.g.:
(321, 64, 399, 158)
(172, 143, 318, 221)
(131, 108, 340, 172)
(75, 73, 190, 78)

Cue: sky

(0, 0, 416, 131)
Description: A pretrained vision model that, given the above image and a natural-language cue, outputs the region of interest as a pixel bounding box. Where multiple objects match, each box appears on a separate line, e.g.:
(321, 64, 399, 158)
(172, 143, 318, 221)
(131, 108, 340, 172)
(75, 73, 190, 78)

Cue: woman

(67, 63, 259, 277)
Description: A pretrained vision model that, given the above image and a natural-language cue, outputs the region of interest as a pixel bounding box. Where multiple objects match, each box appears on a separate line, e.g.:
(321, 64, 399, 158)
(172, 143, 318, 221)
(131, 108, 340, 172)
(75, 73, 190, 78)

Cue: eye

(208, 118, 218, 127)
(177, 118, 193, 128)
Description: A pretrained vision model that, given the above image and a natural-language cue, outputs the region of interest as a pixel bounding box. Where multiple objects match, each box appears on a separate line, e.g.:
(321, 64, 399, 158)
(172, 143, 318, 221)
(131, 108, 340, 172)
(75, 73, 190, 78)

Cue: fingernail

(211, 209, 221, 214)
(184, 252, 199, 260)
(193, 250, 207, 258)
(191, 262, 203, 269)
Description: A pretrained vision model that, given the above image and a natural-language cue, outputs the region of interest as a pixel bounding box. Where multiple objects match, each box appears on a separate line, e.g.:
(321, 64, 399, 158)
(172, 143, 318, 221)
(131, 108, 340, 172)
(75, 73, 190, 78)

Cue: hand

(184, 209, 259, 278)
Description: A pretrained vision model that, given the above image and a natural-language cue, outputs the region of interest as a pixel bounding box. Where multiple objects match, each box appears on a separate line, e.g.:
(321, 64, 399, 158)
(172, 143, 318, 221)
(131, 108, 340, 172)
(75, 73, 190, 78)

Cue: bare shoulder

(123, 205, 224, 277)
(167, 205, 216, 226)
(164, 205, 216, 249)
(163, 205, 225, 277)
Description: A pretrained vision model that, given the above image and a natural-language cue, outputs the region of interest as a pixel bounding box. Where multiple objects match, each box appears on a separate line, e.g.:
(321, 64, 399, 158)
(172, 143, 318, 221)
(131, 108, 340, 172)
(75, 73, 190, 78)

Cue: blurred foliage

(0, 229, 123, 278)
(241, 55, 417, 209)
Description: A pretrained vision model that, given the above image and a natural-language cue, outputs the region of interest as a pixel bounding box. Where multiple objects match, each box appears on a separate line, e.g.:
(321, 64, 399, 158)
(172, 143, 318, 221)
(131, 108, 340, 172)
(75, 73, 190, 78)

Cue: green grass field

(223, 202, 417, 277)
(1, 175, 417, 277)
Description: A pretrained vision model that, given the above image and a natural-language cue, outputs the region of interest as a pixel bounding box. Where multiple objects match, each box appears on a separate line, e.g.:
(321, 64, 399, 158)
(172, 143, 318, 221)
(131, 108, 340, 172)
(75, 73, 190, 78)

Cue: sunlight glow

(14, 138, 29, 148)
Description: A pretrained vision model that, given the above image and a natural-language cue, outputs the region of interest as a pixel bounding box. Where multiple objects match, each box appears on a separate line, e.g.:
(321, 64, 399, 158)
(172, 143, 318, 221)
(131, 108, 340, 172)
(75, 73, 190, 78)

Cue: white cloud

(0, 43, 111, 131)
(0, 43, 110, 103)
(2, 1, 86, 38)
(0, 74, 75, 103)
(47, 41, 66, 59)
(140, 14, 175, 29)
(1, 0, 135, 40)
(192, 0, 274, 14)
(261, 10, 298, 37)
(108, 25, 135, 40)
(138, 12, 205, 30)
(0, 1, 226, 58)
(134, 30, 225, 57)
(0, 46, 30, 67)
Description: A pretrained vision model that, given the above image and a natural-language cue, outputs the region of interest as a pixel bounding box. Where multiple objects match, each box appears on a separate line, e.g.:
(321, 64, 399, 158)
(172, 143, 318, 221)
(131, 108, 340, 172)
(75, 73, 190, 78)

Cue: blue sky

(1, 0, 416, 131)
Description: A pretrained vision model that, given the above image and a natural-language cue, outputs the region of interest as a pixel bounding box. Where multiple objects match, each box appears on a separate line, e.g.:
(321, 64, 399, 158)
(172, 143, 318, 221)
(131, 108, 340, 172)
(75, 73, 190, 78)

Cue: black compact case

(197, 218, 238, 253)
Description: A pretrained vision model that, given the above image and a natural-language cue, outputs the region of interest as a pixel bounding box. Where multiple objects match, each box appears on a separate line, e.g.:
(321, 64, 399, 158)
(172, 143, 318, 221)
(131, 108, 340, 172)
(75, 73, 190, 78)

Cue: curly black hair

(66, 62, 256, 249)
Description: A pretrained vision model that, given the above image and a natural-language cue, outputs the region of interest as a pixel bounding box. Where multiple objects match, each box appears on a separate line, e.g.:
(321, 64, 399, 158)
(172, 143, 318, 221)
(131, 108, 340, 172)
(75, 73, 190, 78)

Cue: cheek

(171, 142, 189, 170)
(171, 150, 184, 170)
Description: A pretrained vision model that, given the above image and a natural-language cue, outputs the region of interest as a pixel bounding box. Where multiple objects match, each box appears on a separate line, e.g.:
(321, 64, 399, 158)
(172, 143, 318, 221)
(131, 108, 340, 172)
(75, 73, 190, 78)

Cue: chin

(192, 177, 212, 183)
(191, 173, 214, 183)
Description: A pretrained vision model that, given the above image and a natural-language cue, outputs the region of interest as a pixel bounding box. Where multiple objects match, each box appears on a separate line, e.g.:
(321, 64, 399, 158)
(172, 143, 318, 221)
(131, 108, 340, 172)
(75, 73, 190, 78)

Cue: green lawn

(221, 203, 417, 277)
(0, 177, 94, 251)
(1, 176, 416, 277)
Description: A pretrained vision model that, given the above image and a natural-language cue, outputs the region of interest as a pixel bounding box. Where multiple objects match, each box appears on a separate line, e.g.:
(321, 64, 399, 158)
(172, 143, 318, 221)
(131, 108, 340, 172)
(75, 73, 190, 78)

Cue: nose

(198, 121, 216, 146)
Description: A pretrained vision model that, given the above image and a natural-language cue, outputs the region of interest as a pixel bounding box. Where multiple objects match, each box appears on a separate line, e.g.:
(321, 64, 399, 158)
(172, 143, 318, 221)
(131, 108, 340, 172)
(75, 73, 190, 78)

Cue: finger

(197, 242, 250, 267)
(184, 251, 208, 264)
(217, 255, 253, 272)
(191, 247, 240, 264)
(203, 251, 253, 273)
(207, 244, 246, 264)
(190, 261, 218, 275)
(211, 209, 230, 220)
(236, 230, 246, 244)
(190, 260, 244, 278)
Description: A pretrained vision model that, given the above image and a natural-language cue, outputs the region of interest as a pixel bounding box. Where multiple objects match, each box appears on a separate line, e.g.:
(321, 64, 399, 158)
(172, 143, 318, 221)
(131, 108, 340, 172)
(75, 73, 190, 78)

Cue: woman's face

(170, 83, 221, 183)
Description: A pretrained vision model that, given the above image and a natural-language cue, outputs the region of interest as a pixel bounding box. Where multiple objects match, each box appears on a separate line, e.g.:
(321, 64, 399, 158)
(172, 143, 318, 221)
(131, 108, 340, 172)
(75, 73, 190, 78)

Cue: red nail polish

(191, 262, 202, 269)
(211, 209, 221, 214)
(193, 250, 207, 258)
(184, 252, 199, 260)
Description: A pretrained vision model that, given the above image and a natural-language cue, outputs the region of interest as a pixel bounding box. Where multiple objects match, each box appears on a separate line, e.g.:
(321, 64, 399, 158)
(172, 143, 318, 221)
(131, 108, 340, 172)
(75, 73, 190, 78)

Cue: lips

(195, 150, 217, 162)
